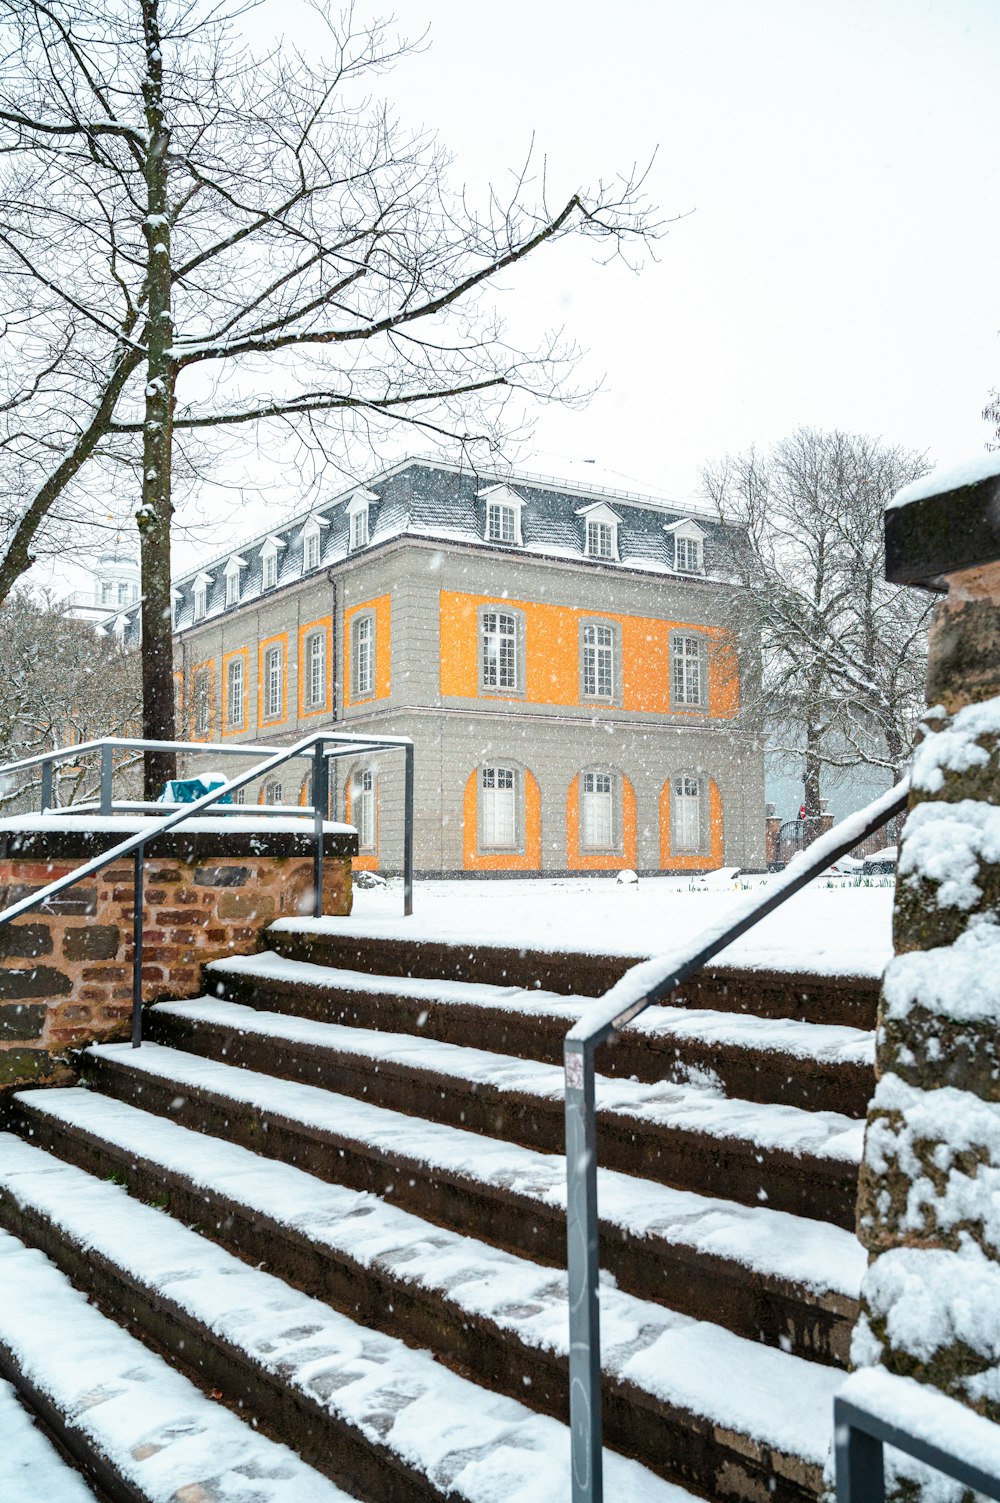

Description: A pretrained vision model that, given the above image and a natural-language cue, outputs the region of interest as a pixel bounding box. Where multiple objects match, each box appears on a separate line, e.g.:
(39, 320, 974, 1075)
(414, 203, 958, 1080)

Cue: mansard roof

(157, 457, 732, 636)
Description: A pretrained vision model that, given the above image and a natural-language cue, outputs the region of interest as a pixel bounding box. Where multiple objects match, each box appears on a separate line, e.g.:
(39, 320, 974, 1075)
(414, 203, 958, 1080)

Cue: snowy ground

(345, 873, 895, 978)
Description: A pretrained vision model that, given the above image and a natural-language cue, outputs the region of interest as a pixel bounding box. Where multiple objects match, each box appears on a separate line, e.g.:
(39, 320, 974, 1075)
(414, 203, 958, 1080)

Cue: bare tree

(0, 0, 661, 791)
(703, 427, 932, 815)
(0, 594, 142, 810)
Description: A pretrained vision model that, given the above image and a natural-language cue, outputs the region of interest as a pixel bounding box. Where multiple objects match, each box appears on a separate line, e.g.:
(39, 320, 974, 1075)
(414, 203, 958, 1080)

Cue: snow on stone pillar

(854, 459, 1000, 1422)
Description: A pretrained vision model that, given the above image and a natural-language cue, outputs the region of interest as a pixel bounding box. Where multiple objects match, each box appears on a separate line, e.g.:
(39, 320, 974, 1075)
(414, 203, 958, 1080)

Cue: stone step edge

(148, 997, 864, 1167)
(0, 1134, 743, 1503)
(11, 1083, 855, 1472)
(79, 1040, 866, 1308)
(266, 921, 880, 1020)
(0, 1226, 356, 1503)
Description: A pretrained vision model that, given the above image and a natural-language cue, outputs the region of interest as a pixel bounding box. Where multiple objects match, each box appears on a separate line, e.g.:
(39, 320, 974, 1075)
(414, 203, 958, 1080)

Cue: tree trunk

(138, 0, 176, 799)
(803, 723, 822, 818)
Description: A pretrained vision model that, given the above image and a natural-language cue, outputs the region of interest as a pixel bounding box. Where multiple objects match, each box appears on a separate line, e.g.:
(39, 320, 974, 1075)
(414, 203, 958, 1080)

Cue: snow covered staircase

(0, 922, 880, 1503)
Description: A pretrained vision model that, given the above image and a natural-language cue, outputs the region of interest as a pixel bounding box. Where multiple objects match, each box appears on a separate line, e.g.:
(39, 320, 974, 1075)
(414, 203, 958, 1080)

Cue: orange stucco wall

(438, 591, 738, 716)
(462, 767, 542, 871)
(565, 774, 637, 870)
(344, 595, 391, 706)
(659, 776, 724, 870)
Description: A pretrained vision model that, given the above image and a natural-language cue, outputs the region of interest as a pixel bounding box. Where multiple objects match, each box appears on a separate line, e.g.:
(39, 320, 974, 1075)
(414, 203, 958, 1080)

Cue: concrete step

(145, 996, 863, 1226)
(267, 920, 880, 1029)
(0, 1130, 748, 1503)
(0, 1216, 358, 1503)
(72, 1040, 864, 1365)
(206, 950, 876, 1115)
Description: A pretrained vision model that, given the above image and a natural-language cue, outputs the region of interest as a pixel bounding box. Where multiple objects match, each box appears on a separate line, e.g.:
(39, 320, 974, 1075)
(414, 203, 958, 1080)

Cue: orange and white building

(162, 459, 764, 875)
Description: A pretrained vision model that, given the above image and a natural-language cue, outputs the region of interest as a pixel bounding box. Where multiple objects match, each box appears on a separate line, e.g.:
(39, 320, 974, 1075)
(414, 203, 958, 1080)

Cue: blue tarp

(159, 776, 232, 806)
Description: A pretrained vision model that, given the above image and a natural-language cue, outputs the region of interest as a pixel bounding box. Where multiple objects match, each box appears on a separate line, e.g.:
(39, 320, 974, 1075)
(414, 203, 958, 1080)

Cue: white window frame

(356, 769, 376, 851)
(581, 621, 615, 701)
(479, 485, 524, 546)
(672, 772, 706, 854)
(480, 765, 517, 850)
(582, 770, 614, 849)
(305, 629, 326, 710)
(349, 507, 369, 552)
(101, 580, 114, 606)
(192, 582, 207, 622)
(264, 643, 283, 721)
(671, 632, 706, 709)
(352, 613, 374, 699)
(586, 520, 614, 559)
(226, 656, 244, 728)
(193, 667, 212, 738)
(262, 551, 277, 591)
(225, 570, 239, 607)
(264, 778, 283, 806)
(481, 609, 519, 693)
(666, 519, 707, 575)
(487, 502, 518, 544)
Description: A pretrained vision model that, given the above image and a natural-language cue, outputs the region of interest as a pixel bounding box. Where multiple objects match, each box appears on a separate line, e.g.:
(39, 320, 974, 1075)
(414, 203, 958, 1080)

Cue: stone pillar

(854, 473, 1000, 1422)
(0, 815, 357, 1093)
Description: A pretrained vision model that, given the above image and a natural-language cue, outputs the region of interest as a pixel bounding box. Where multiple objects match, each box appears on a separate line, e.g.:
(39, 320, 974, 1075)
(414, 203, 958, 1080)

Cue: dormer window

(260, 534, 285, 591)
(192, 572, 212, 622)
(302, 513, 329, 573)
(224, 554, 247, 608)
(666, 520, 707, 575)
(350, 507, 369, 551)
(586, 520, 614, 559)
(577, 502, 621, 562)
(488, 502, 517, 544)
(347, 489, 376, 553)
(171, 589, 181, 629)
(480, 485, 524, 546)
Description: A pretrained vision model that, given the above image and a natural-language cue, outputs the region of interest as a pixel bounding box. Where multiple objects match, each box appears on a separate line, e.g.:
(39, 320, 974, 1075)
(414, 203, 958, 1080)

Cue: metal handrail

(564, 778, 911, 1503)
(835, 1377, 1000, 1502)
(0, 730, 414, 1050)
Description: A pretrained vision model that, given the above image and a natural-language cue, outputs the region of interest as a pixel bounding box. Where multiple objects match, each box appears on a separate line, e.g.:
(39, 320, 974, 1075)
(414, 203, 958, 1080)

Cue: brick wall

(0, 829, 354, 1091)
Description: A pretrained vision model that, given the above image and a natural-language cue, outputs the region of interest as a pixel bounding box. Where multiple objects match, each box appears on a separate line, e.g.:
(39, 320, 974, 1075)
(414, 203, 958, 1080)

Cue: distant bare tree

(703, 427, 932, 815)
(0, 595, 142, 809)
(0, 0, 662, 791)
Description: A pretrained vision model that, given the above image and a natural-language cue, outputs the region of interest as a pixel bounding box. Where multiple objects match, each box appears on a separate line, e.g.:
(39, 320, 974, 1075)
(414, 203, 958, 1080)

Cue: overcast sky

(71, 0, 1000, 577)
(349, 0, 1000, 500)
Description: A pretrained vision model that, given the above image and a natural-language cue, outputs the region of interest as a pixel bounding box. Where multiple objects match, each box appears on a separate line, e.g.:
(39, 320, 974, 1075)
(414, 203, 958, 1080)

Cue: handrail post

(131, 845, 144, 1048)
(100, 744, 113, 815)
(565, 1037, 602, 1503)
(312, 743, 328, 920)
(40, 761, 53, 814)
(403, 740, 414, 917)
(834, 1402, 885, 1503)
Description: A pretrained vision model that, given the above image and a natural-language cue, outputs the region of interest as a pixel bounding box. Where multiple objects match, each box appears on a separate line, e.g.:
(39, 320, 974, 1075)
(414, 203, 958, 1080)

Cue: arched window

(480, 765, 516, 849)
(582, 771, 613, 848)
(263, 778, 282, 806)
(672, 773, 706, 854)
(355, 769, 376, 850)
(351, 613, 374, 699)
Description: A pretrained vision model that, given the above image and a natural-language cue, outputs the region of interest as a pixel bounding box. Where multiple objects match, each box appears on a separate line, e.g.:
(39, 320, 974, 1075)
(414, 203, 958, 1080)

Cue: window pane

(351, 509, 369, 550)
(357, 770, 375, 849)
(307, 632, 325, 707)
(354, 616, 373, 696)
(672, 635, 703, 706)
(674, 775, 703, 852)
(482, 611, 517, 690)
(227, 658, 243, 725)
(305, 532, 319, 571)
(266, 645, 283, 718)
(583, 771, 613, 847)
(481, 765, 515, 846)
(582, 623, 614, 698)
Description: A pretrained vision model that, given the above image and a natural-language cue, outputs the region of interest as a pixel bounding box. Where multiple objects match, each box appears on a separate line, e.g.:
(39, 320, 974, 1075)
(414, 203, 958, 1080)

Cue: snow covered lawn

(343, 873, 895, 978)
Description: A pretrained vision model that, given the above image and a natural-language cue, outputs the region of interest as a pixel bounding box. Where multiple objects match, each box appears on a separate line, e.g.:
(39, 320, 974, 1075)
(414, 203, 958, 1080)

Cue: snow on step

(210, 950, 875, 1064)
(0, 1135, 691, 1503)
(83, 1041, 867, 1297)
(153, 997, 865, 1161)
(0, 1376, 98, 1503)
(0, 1229, 356, 1503)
